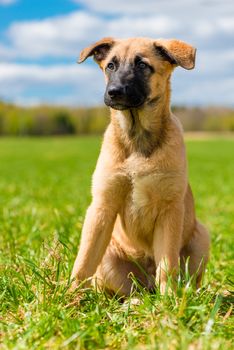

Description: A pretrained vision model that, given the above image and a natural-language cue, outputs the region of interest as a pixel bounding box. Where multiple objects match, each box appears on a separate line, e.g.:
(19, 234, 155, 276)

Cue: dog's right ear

(78, 37, 115, 65)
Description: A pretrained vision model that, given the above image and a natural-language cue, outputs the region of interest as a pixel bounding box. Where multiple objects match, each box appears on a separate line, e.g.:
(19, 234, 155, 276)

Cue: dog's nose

(108, 85, 126, 98)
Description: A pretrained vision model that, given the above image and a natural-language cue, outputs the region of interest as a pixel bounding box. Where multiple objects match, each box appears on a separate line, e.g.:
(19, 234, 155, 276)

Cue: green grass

(0, 136, 233, 350)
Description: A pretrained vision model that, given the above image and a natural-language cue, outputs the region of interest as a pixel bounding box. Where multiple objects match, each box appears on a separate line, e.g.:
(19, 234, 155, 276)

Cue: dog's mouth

(104, 97, 145, 111)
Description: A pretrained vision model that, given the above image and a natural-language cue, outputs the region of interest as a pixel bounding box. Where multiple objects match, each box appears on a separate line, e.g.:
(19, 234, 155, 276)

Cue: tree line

(0, 101, 233, 136)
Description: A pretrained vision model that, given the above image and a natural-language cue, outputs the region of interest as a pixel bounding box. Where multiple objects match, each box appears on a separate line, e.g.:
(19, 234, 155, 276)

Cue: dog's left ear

(78, 37, 115, 64)
(154, 39, 196, 70)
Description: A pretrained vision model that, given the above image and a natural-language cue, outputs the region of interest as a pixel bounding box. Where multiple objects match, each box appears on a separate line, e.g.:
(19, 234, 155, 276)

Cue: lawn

(0, 136, 233, 350)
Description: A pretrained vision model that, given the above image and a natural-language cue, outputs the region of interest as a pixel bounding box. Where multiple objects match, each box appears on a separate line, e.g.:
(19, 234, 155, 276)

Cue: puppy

(71, 37, 210, 295)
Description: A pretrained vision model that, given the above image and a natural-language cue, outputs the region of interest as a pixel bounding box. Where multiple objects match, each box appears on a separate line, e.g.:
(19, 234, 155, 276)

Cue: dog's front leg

(71, 199, 117, 288)
(153, 201, 184, 294)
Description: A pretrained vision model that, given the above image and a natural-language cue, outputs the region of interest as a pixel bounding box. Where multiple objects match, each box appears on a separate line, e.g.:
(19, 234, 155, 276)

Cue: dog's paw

(68, 279, 79, 293)
(159, 281, 175, 296)
(130, 297, 142, 306)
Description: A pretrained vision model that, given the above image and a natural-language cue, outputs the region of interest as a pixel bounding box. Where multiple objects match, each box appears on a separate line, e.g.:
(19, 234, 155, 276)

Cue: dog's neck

(111, 86, 171, 157)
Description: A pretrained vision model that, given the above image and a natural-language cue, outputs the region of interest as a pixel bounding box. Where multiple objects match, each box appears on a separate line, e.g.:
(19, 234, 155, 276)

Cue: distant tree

(0, 101, 233, 135)
(53, 111, 75, 135)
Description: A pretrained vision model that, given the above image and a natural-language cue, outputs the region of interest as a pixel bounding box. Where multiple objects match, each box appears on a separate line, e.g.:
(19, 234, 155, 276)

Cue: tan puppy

(71, 37, 210, 295)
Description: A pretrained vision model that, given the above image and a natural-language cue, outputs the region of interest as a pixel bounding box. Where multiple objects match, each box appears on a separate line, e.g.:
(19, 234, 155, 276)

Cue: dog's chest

(126, 167, 178, 218)
(124, 157, 164, 215)
(131, 174, 158, 212)
(122, 173, 161, 252)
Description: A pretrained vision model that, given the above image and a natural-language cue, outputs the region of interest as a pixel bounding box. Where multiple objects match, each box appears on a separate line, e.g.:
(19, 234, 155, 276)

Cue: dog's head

(78, 37, 196, 110)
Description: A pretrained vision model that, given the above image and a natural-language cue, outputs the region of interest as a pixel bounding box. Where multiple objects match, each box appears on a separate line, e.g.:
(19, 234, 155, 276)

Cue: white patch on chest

(115, 111, 131, 132)
(131, 174, 159, 219)
(126, 174, 158, 249)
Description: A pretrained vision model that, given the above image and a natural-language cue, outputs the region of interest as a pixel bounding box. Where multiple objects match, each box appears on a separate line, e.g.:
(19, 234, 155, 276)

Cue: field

(0, 136, 233, 350)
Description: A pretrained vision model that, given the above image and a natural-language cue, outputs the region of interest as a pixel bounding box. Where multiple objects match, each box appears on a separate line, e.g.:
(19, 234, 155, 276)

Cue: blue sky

(0, 0, 234, 106)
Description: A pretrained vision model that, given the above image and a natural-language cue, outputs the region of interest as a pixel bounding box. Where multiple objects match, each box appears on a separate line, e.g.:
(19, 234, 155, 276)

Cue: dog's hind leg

(94, 240, 155, 296)
(180, 220, 210, 287)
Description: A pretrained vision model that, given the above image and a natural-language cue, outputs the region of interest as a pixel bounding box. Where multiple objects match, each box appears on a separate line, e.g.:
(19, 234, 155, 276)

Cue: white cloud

(173, 74, 234, 106)
(0, 0, 17, 5)
(73, 0, 234, 17)
(0, 63, 104, 106)
(0, 63, 79, 84)
(1, 8, 233, 62)
(217, 17, 234, 33)
(4, 11, 105, 59)
(73, 0, 205, 15)
(198, 49, 234, 74)
(1, 12, 183, 60)
(108, 16, 179, 38)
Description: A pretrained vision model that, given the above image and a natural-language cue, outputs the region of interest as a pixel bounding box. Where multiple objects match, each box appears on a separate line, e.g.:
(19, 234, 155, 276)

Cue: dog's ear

(78, 37, 115, 64)
(154, 39, 196, 70)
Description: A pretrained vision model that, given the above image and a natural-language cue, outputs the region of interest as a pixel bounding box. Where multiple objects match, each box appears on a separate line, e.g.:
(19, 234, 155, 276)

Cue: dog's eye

(107, 62, 115, 71)
(137, 61, 147, 69)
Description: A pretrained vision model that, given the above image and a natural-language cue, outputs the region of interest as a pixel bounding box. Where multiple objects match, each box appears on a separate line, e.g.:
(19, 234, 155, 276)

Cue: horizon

(1, 99, 234, 111)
